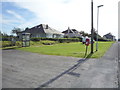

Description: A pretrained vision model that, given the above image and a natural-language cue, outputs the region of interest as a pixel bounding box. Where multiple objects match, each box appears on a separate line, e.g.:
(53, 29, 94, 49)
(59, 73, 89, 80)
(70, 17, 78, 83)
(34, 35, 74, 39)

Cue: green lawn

(16, 41, 114, 58)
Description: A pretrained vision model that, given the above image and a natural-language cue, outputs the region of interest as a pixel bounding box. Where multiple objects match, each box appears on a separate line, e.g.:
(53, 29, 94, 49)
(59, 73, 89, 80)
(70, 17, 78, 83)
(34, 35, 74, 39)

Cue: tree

(25, 27, 29, 30)
(12, 27, 22, 36)
(80, 31, 90, 37)
(93, 28, 102, 40)
(80, 29, 103, 41)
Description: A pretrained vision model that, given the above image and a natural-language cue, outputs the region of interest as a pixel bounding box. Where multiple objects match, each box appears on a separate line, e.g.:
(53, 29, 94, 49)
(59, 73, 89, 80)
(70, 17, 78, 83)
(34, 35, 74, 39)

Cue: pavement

(2, 42, 119, 88)
(118, 42, 120, 88)
(0, 49, 2, 89)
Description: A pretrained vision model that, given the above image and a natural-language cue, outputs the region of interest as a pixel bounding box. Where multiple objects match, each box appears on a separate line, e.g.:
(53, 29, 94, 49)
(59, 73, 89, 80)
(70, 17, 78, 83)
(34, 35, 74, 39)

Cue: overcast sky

(1, 0, 119, 39)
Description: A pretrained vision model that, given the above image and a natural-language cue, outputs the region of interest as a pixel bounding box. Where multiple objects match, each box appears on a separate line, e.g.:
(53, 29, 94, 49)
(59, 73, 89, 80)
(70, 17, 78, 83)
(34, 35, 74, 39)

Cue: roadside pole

(85, 45, 88, 57)
(91, 0, 94, 53)
(96, 5, 104, 51)
(85, 38, 90, 57)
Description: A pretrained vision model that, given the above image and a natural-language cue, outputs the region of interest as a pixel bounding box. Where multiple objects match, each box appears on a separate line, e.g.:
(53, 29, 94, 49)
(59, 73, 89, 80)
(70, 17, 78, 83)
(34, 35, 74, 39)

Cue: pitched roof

(23, 24, 63, 35)
(104, 33, 115, 37)
(62, 27, 79, 34)
(42, 24, 62, 34)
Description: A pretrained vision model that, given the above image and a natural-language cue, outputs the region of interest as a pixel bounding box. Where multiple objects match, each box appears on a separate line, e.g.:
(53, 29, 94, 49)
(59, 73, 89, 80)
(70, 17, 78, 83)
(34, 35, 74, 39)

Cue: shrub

(58, 38, 80, 43)
(30, 37, 41, 41)
(15, 41, 22, 47)
(41, 40, 57, 45)
(30, 40, 57, 46)
(1, 41, 12, 47)
(1, 41, 22, 48)
(30, 41, 42, 46)
(98, 37, 108, 41)
(31, 37, 81, 43)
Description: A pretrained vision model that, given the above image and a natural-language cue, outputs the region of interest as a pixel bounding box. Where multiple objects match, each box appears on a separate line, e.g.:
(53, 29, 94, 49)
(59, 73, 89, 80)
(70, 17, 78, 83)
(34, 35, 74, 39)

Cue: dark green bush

(30, 41, 42, 46)
(15, 41, 22, 47)
(41, 40, 57, 45)
(98, 37, 108, 41)
(57, 38, 80, 43)
(30, 37, 41, 41)
(31, 37, 81, 43)
(1, 41, 12, 47)
(1, 41, 22, 48)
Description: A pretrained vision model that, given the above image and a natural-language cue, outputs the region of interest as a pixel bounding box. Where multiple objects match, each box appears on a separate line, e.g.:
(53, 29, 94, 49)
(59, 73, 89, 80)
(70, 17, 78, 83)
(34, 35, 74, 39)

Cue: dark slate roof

(22, 24, 63, 34)
(62, 30, 73, 33)
(104, 33, 115, 37)
(62, 28, 79, 34)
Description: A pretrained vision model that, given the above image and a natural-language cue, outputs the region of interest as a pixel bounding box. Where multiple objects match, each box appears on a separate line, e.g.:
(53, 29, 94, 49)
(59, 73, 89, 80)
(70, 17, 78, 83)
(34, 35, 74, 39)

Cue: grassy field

(16, 41, 114, 58)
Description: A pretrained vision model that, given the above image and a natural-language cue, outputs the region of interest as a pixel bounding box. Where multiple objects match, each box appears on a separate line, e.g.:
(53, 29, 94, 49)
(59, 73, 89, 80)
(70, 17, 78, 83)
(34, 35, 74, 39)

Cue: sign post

(85, 38, 90, 57)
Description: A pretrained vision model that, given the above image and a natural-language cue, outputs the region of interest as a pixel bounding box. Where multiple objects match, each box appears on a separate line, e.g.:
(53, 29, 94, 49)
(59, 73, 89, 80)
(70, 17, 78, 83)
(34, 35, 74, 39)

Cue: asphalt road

(2, 42, 119, 88)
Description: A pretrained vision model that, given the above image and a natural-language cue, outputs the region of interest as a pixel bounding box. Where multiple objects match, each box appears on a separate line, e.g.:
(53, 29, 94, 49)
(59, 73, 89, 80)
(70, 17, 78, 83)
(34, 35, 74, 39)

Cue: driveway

(2, 49, 80, 88)
(2, 42, 118, 88)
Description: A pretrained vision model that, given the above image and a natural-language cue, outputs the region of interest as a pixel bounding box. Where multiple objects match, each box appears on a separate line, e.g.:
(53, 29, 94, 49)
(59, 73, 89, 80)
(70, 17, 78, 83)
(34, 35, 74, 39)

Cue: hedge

(98, 37, 109, 41)
(31, 37, 81, 43)
(1, 41, 23, 48)
(41, 40, 57, 45)
(15, 41, 22, 47)
(1, 41, 12, 48)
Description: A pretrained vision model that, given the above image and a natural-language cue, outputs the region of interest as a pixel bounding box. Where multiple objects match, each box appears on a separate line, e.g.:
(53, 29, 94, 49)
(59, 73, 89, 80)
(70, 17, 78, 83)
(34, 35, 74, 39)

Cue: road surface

(2, 42, 119, 88)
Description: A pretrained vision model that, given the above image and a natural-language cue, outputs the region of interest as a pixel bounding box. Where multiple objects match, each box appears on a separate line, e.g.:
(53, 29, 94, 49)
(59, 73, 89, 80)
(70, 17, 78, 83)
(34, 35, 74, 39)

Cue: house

(62, 27, 82, 38)
(103, 33, 115, 41)
(19, 24, 63, 39)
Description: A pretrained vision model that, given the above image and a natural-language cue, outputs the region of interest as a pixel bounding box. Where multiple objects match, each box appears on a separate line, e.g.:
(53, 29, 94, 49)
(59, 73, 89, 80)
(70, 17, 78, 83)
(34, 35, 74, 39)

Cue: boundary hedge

(31, 37, 82, 43)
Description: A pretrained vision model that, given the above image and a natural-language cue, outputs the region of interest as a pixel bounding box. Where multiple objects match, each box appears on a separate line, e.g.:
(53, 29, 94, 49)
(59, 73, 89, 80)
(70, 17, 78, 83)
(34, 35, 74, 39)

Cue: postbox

(85, 38, 90, 46)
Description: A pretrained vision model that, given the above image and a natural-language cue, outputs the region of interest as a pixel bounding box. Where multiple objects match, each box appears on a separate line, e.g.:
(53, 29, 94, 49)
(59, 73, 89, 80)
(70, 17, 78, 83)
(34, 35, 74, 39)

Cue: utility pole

(91, 0, 94, 53)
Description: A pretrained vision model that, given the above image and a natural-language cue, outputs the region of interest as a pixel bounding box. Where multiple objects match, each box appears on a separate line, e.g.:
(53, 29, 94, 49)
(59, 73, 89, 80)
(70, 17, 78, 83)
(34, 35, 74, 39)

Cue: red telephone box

(85, 38, 90, 46)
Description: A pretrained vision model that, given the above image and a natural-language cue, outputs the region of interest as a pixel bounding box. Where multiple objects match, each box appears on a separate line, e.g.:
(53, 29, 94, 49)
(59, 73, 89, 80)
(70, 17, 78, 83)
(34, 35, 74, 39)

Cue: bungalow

(19, 24, 63, 39)
(62, 27, 82, 38)
(103, 33, 115, 41)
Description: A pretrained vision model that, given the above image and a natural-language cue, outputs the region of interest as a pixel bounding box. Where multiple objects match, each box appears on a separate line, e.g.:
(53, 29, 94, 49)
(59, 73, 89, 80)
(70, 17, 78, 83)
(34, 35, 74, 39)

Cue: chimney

(46, 24, 48, 29)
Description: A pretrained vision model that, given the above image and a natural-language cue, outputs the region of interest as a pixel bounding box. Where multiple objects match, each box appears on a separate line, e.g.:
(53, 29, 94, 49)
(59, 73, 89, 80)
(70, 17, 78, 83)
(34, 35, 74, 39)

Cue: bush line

(30, 37, 82, 43)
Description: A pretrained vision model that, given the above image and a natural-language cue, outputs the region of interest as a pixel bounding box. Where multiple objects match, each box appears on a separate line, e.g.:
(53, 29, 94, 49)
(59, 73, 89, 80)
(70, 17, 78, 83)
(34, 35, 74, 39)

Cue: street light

(96, 5, 104, 51)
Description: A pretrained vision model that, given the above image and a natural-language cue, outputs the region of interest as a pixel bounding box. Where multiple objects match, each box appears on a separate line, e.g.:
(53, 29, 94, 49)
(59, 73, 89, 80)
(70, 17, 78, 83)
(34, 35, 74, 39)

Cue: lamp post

(96, 5, 104, 51)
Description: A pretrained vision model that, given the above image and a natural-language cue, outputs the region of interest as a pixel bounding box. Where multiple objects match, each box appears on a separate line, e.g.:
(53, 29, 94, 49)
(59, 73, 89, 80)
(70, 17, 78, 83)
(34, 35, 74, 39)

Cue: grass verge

(16, 41, 114, 58)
